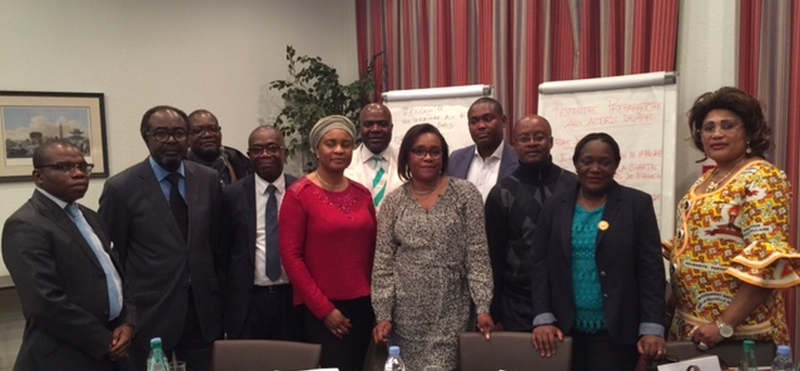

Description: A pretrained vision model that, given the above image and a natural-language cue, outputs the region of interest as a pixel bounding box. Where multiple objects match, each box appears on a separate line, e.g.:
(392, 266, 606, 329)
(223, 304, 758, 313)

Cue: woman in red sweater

(279, 115, 377, 371)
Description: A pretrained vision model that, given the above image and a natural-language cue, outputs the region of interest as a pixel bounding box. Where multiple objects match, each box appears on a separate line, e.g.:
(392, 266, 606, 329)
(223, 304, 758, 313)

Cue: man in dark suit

(99, 106, 223, 371)
(221, 125, 303, 340)
(447, 97, 519, 201)
(186, 109, 252, 186)
(3, 139, 135, 371)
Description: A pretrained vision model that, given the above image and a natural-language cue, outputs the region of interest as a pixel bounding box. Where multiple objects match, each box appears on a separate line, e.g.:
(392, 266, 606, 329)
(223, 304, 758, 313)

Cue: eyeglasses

(410, 147, 443, 159)
(699, 120, 741, 137)
(37, 162, 94, 174)
(190, 126, 222, 136)
(248, 144, 285, 156)
(146, 129, 189, 143)
(516, 134, 550, 144)
(361, 121, 391, 129)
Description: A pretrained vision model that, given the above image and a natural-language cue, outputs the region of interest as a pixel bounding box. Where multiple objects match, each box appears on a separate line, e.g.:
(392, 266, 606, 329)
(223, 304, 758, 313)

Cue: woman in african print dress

(666, 87, 800, 348)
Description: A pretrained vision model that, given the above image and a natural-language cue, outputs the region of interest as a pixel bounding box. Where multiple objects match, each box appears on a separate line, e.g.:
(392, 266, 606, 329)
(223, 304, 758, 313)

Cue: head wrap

(309, 115, 357, 149)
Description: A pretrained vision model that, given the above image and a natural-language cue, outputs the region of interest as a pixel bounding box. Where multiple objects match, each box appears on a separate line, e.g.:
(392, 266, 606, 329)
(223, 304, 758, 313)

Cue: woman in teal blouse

(530, 133, 666, 371)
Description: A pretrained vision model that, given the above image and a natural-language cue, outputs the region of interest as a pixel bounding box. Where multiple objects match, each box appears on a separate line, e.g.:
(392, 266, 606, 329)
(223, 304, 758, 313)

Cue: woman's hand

(373, 320, 392, 344)
(531, 325, 564, 358)
(476, 313, 494, 340)
(689, 323, 723, 349)
(637, 335, 666, 359)
(322, 309, 352, 339)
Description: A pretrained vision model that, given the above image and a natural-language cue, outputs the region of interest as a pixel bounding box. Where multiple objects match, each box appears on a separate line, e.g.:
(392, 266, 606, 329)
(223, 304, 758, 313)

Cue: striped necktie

(372, 156, 386, 207)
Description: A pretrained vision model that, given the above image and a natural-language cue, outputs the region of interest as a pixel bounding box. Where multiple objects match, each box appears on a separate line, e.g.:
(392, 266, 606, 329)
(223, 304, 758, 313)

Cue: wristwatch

(716, 319, 734, 338)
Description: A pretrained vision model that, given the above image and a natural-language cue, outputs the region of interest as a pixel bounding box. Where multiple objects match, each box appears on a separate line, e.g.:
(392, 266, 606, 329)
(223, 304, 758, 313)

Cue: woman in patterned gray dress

(371, 123, 494, 371)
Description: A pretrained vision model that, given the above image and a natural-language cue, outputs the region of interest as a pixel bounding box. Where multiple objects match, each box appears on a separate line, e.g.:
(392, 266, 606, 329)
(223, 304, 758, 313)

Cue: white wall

(0, 0, 359, 279)
(674, 0, 739, 197)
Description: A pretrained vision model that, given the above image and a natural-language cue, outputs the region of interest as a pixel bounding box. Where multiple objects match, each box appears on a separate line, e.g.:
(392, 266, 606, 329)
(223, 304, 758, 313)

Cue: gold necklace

(705, 157, 746, 192)
(411, 176, 443, 196)
(316, 171, 346, 191)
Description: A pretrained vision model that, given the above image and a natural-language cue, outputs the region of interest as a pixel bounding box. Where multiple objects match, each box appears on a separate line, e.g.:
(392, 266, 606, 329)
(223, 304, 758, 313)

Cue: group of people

(3, 86, 799, 371)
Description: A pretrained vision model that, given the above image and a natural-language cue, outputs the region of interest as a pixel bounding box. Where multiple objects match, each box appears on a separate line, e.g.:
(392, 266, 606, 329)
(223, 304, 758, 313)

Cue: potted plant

(269, 45, 382, 172)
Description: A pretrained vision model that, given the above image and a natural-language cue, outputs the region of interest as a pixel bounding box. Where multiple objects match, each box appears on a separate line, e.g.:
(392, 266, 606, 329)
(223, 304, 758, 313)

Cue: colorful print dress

(667, 160, 800, 344)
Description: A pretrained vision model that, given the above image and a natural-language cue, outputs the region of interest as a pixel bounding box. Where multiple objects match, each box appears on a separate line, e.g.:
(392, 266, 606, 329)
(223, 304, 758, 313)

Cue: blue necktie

(265, 185, 281, 281)
(65, 203, 122, 320)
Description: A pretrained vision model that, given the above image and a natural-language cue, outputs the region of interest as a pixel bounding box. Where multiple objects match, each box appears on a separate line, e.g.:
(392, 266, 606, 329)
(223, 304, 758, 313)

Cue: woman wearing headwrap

(280, 115, 377, 371)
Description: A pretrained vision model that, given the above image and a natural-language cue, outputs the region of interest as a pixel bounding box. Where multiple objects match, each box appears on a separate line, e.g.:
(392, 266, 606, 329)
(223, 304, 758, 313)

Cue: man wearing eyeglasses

(3, 139, 135, 371)
(484, 114, 577, 333)
(220, 125, 304, 341)
(186, 109, 252, 186)
(99, 106, 223, 371)
(344, 103, 402, 210)
(447, 97, 519, 201)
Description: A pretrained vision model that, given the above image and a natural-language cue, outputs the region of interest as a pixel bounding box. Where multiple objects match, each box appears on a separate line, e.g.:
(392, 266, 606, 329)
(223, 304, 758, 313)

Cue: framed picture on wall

(0, 91, 108, 181)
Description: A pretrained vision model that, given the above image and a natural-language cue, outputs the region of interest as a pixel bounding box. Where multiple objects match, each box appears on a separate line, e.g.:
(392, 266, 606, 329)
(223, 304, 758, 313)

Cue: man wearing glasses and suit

(100, 106, 223, 371)
(3, 139, 135, 371)
(220, 125, 303, 341)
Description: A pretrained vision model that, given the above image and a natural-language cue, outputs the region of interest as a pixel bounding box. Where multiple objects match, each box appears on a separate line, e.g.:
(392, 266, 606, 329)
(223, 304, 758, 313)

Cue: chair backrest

(459, 332, 572, 371)
(212, 339, 322, 371)
(665, 341, 775, 368)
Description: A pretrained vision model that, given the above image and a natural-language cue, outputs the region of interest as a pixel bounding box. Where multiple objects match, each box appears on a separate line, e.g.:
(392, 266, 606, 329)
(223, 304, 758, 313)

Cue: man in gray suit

(99, 106, 223, 371)
(221, 126, 303, 340)
(3, 139, 135, 371)
(447, 97, 519, 201)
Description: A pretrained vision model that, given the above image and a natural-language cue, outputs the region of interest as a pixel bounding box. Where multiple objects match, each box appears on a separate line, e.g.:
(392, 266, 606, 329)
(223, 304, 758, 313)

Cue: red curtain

(738, 0, 800, 356)
(355, 0, 679, 127)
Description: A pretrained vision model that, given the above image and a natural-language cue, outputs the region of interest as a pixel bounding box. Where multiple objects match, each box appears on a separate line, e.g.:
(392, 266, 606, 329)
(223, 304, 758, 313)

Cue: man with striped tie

(344, 103, 402, 210)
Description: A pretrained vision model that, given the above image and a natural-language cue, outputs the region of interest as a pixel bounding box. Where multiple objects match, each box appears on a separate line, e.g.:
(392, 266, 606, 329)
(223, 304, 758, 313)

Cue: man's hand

(108, 324, 134, 361)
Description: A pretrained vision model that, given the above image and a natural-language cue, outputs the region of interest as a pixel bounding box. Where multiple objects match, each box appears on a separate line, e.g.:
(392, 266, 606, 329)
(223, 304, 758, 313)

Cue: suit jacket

(446, 143, 519, 182)
(343, 144, 404, 208)
(98, 160, 222, 354)
(530, 182, 665, 344)
(2, 190, 135, 371)
(220, 173, 297, 338)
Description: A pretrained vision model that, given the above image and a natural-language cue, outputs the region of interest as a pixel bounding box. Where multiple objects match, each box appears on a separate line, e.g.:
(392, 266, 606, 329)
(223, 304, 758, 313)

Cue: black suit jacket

(530, 182, 665, 344)
(2, 190, 135, 371)
(99, 160, 222, 353)
(220, 173, 297, 338)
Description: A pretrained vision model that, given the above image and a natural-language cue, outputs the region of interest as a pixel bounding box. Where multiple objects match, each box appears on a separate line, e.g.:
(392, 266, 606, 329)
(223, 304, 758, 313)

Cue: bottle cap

(742, 340, 755, 351)
(389, 346, 400, 356)
(777, 345, 791, 356)
(150, 337, 163, 348)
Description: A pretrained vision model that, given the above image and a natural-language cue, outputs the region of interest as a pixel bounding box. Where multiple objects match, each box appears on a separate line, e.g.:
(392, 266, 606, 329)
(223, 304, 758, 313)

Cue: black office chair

(459, 332, 572, 371)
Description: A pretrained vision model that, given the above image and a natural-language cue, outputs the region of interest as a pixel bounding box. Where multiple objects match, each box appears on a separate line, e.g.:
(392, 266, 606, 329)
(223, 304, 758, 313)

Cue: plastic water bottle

(739, 340, 759, 371)
(772, 345, 794, 371)
(146, 337, 170, 371)
(384, 345, 406, 371)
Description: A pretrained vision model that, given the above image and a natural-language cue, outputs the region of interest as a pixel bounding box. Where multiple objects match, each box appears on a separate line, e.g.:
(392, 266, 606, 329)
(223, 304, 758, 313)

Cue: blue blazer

(446, 143, 519, 182)
(530, 182, 665, 344)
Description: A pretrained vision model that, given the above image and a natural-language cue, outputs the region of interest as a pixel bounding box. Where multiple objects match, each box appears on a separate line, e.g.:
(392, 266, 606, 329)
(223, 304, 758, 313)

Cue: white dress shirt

(466, 140, 505, 201)
(253, 173, 289, 286)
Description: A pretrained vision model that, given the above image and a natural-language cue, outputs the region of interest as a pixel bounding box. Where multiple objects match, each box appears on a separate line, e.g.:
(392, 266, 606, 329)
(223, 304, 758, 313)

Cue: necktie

(265, 184, 281, 281)
(65, 203, 122, 320)
(167, 173, 188, 241)
(372, 157, 387, 207)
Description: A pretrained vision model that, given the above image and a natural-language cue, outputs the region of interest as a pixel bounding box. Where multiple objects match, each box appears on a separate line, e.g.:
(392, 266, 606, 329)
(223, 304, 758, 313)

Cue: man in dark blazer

(186, 109, 252, 186)
(99, 106, 223, 371)
(3, 139, 135, 371)
(447, 97, 519, 201)
(221, 125, 303, 340)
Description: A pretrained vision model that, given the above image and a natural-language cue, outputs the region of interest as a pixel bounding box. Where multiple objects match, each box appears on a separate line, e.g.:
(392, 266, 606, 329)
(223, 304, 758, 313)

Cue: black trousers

(302, 296, 375, 371)
(237, 284, 305, 342)
(570, 330, 639, 371)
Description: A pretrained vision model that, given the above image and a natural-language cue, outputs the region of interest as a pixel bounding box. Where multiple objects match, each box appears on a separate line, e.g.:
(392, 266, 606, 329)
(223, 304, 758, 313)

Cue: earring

(746, 141, 752, 155)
